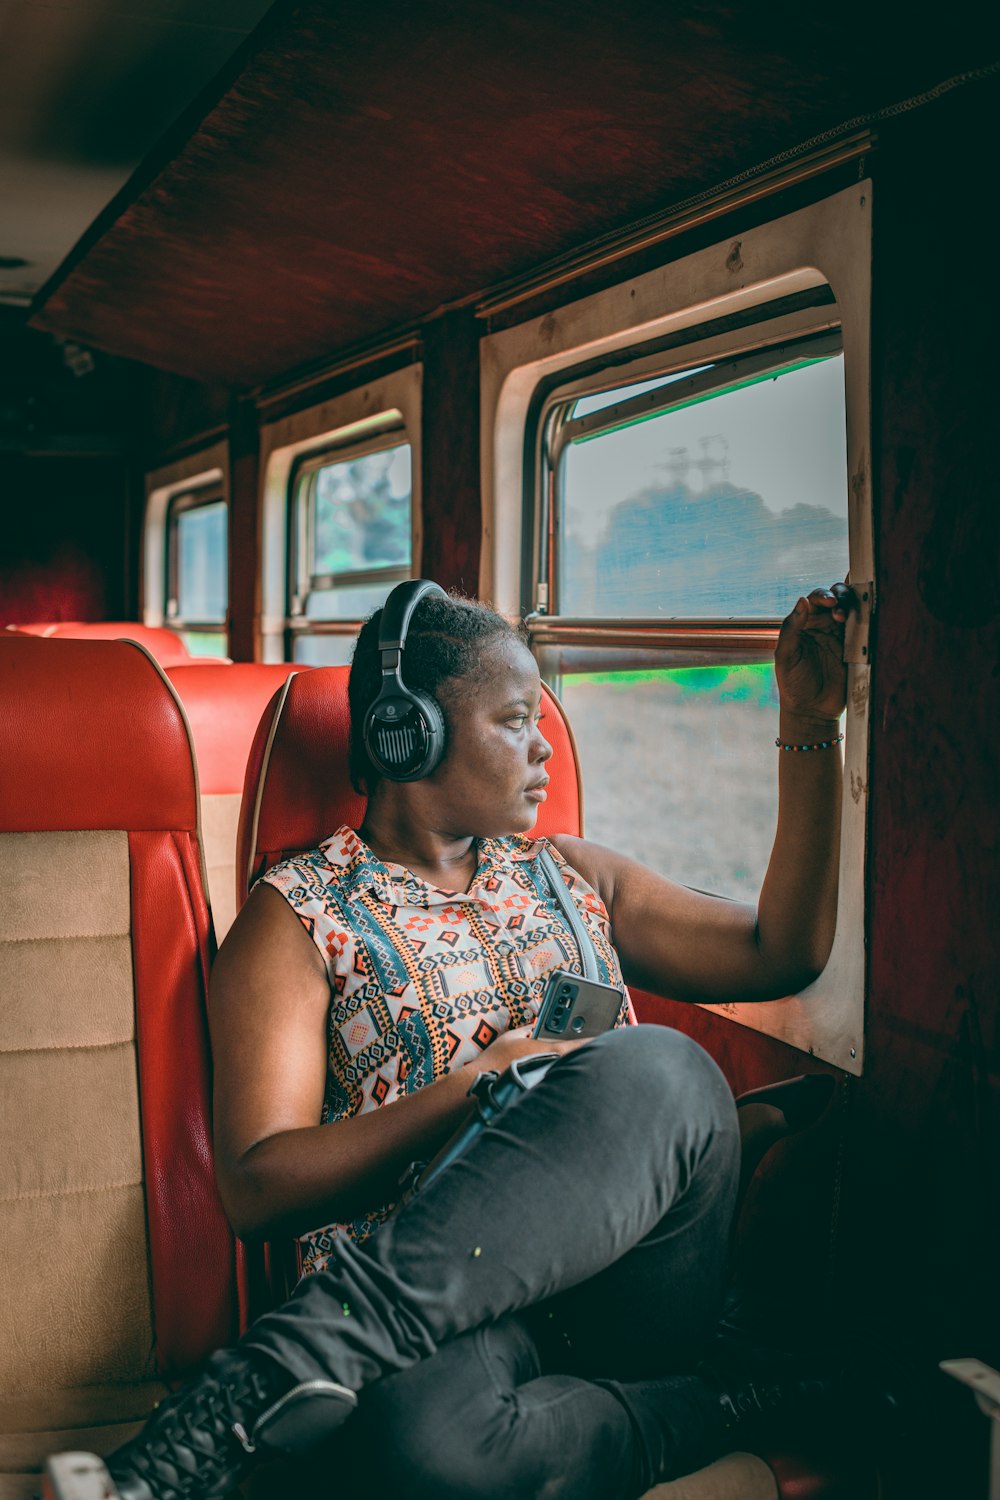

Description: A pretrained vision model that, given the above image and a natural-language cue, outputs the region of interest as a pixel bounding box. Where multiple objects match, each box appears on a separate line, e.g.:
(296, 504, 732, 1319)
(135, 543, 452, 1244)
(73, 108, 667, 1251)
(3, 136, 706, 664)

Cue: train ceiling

(17, 0, 999, 389)
(0, 0, 275, 306)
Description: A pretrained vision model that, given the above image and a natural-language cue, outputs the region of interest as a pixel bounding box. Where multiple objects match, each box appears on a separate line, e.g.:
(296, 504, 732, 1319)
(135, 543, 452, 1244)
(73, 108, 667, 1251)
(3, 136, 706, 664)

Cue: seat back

(4, 621, 210, 667)
(0, 636, 239, 1493)
(167, 664, 302, 941)
(232, 665, 582, 1311)
(230, 666, 867, 1500)
(237, 666, 582, 901)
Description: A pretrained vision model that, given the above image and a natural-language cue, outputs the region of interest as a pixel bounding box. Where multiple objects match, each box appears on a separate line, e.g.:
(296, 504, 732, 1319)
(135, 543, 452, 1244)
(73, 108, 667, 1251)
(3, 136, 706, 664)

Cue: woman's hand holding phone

(464, 1024, 581, 1081)
(531, 969, 624, 1041)
(461, 968, 623, 1087)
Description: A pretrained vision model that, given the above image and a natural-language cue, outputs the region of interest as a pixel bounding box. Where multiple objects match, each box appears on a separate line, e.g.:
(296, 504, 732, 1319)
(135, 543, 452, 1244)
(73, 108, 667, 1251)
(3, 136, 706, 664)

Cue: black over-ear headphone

(362, 579, 448, 782)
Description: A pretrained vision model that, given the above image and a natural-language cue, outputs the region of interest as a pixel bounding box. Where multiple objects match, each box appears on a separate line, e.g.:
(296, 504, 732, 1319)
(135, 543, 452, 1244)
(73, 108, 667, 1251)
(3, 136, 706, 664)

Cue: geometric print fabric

(261, 826, 635, 1269)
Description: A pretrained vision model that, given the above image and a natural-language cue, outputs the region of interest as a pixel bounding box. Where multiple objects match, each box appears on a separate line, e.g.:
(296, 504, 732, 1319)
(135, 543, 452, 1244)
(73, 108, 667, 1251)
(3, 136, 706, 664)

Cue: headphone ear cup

(408, 690, 446, 778)
(364, 686, 447, 781)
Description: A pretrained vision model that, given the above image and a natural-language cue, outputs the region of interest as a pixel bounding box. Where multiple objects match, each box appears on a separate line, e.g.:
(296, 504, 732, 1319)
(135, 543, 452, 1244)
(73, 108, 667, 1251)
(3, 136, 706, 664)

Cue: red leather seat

(0, 635, 240, 1493)
(3, 620, 226, 667)
(232, 666, 871, 1500)
(166, 663, 302, 941)
(231, 667, 581, 1312)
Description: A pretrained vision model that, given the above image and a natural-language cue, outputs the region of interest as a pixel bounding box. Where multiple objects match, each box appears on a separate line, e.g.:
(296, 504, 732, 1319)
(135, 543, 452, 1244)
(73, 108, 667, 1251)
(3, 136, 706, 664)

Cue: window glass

(291, 577, 399, 665)
(179, 629, 225, 657)
(557, 353, 848, 618)
(291, 634, 358, 667)
(175, 500, 227, 623)
(560, 664, 783, 900)
(289, 440, 413, 647)
(304, 580, 397, 622)
(310, 444, 411, 583)
(165, 492, 227, 654)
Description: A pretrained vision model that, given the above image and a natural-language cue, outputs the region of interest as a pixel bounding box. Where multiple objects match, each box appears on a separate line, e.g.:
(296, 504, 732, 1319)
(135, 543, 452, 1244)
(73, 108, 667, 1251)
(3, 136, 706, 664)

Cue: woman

(45, 579, 853, 1500)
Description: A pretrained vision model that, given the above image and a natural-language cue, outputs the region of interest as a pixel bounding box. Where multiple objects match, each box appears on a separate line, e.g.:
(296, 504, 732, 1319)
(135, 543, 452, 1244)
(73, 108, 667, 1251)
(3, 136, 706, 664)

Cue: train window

(559, 667, 782, 901)
(143, 446, 228, 651)
(536, 335, 848, 900)
(165, 487, 228, 655)
(288, 438, 412, 663)
(481, 185, 872, 1070)
(546, 339, 847, 620)
(258, 363, 423, 666)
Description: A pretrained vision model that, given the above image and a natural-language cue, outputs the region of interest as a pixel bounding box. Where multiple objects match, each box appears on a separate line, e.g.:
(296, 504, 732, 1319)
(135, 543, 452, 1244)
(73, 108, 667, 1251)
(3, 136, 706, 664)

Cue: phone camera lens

(571, 1016, 585, 1033)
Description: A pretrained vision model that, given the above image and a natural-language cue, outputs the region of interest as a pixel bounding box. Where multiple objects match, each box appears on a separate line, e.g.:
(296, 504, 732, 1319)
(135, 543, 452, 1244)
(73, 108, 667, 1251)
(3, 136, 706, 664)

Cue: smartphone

(532, 968, 623, 1040)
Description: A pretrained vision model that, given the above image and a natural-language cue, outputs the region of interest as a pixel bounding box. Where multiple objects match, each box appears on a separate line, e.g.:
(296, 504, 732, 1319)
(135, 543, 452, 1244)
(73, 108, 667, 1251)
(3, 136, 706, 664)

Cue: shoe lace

(109, 1366, 275, 1500)
(718, 1380, 785, 1427)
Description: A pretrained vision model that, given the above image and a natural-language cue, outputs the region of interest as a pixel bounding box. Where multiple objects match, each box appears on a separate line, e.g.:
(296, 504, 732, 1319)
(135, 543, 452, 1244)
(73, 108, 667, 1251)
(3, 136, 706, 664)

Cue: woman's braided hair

(348, 591, 525, 794)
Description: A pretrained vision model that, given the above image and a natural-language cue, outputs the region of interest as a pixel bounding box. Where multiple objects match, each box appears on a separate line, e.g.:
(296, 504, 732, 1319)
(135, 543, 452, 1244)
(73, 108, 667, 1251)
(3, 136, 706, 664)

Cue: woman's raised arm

(553, 585, 853, 1005)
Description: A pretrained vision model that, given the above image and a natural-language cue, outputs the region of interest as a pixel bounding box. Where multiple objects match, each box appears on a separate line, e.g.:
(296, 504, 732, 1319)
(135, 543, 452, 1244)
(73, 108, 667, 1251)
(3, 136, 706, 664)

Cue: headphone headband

(377, 579, 447, 656)
(379, 576, 446, 654)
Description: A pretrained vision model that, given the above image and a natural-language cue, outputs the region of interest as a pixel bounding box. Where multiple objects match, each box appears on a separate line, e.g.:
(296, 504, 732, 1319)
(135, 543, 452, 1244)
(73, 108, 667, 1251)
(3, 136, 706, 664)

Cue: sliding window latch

(843, 580, 874, 666)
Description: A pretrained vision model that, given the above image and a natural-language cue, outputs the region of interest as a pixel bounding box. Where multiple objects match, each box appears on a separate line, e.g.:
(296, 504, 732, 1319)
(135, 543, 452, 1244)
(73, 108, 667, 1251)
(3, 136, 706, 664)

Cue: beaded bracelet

(774, 733, 845, 752)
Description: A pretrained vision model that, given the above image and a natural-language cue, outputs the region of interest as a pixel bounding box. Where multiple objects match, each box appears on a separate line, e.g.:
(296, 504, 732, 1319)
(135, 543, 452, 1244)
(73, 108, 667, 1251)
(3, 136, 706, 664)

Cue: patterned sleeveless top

(261, 826, 635, 1271)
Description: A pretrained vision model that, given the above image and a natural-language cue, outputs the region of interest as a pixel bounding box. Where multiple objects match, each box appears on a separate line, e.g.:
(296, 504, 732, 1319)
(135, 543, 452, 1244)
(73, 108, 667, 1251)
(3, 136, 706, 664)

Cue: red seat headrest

(167, 663, 302, 795)
(0, 635, 199, 831)
(5, 621, 219, 667)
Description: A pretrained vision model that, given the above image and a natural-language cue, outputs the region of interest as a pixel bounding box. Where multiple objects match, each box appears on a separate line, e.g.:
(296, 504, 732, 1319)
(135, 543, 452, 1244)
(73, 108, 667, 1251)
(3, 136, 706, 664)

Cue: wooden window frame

(285, 426, 412, 657)
(480, 184, 873, 1074)
(258, 362, 423, 666)
(533, 328, 844, 637)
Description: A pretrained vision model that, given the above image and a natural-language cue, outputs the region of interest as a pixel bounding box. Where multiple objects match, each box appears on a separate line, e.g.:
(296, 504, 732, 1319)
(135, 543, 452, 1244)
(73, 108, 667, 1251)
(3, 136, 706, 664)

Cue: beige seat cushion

(0, 1382, 169, 1499)
(0, 831, 159, 1493)
(201, 793, 243, 942)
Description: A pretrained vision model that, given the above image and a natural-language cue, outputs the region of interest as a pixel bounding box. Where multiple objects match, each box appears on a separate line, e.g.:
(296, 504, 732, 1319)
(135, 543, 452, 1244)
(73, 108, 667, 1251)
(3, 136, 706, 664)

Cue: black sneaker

(714, 1370, 840, 1442)
(42, 1351, 356, 1500)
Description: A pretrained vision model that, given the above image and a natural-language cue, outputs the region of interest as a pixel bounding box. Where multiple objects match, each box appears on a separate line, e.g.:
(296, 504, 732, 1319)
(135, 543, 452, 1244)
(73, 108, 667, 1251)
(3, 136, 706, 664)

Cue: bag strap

(537, 845, 600, 981)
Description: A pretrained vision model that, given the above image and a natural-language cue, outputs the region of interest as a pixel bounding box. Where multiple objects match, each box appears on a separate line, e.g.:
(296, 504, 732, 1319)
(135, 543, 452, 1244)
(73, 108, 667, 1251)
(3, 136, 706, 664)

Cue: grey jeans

(245, 1025, 741, 1498)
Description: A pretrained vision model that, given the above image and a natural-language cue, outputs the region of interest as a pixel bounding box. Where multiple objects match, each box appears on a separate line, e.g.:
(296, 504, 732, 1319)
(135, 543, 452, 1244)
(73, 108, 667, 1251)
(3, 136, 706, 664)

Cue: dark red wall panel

(844, 82, 999, 1387)
(226, 393, 260, 663)
(421, 310, 482, 596)
(0, 454, 130, 628)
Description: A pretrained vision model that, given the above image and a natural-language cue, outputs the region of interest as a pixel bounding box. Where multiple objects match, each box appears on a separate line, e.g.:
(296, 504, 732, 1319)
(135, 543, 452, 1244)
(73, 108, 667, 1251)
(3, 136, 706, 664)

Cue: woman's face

(426, 635, 553, 837)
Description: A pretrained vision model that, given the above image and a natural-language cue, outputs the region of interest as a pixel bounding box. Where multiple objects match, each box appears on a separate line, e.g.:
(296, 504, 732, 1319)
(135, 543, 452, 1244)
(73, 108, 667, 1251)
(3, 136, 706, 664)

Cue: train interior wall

(1, 76, 997, 1495)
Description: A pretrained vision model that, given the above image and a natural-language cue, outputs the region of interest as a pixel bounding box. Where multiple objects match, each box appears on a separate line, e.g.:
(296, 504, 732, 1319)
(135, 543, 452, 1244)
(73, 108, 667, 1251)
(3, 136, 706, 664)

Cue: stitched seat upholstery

(0, 635, 240, 1498)
(4, 621, 228, 666)
(167, 663, 302, 941)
